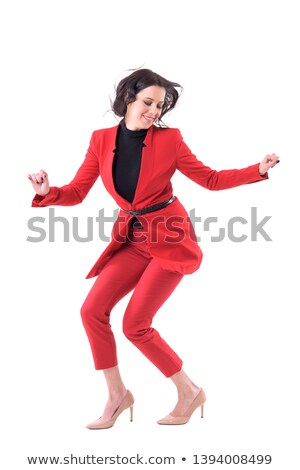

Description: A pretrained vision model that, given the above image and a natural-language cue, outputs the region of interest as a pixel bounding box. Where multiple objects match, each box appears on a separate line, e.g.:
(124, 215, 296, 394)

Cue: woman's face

(125, 85, 166, 130)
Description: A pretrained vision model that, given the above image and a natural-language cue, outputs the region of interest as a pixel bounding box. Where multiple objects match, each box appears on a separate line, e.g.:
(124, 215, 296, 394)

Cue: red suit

(33, 123, 268, 277)
(32, 123, 268, 376)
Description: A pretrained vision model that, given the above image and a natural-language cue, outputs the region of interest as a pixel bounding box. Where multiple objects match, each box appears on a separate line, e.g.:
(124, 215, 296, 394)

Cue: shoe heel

(130, 405, 133, 422)
(201, 404, 204, 418)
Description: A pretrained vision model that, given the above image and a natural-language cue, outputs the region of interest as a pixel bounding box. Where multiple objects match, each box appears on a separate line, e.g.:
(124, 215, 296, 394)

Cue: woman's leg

(122, 257, 184, 377)
(81, 243, 150, 370)
(81, 243, 150, 423)
(122, 255, 202, 418)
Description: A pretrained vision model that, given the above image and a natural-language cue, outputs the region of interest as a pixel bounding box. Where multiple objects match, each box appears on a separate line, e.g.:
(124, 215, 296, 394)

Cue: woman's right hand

(27, 169, 50, 196)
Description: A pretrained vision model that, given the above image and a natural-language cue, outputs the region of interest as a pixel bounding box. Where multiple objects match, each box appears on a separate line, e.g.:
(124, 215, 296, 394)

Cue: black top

(113, 120, 148, 228)
(113, 119, 147, 201)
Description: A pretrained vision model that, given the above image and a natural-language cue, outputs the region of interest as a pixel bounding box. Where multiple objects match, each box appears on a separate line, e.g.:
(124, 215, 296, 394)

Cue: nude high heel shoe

(86, 390, 134, 430)
(157, 388, 206, 425)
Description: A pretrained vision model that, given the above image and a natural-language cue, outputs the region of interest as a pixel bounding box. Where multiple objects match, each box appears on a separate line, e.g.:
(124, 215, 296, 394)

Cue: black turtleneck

(113, 119, 148, 202)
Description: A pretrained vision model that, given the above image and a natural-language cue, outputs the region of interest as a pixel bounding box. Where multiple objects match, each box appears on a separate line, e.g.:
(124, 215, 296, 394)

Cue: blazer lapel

(101, 122, 129, 207)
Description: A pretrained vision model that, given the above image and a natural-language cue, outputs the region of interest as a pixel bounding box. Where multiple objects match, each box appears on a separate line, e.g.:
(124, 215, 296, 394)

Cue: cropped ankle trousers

(80, 224, 184, 378)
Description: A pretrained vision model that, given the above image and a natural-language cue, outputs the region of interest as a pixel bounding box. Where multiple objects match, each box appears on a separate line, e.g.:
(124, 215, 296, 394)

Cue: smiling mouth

(143, 115, 154, 123)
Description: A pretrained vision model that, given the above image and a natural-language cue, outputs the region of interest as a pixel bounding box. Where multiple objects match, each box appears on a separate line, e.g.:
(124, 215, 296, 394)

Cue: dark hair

(111, 68, 183, 127)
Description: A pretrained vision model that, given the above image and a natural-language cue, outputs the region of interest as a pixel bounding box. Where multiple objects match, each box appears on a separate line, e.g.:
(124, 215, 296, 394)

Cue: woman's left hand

(259, 153, 280, 176)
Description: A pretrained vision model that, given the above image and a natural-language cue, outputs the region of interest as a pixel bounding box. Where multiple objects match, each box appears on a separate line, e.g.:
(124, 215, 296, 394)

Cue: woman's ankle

(108, 386, 127, 401)
(177, 383, 201, 399)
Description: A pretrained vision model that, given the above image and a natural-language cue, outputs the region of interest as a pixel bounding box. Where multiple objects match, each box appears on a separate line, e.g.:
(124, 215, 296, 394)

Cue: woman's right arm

(28, 131, 100, 207)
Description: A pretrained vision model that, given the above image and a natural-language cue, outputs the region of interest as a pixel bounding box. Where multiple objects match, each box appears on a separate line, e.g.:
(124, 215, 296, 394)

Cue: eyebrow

(144, 97, 165, 103)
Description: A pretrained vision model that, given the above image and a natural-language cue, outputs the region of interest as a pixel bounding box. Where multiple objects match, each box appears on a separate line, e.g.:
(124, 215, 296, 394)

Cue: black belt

(121, 196, 175, 216)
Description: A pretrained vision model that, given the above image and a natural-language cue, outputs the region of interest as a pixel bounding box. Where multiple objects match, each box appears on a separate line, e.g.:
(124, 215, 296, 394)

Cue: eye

(144, 101, 163, 110)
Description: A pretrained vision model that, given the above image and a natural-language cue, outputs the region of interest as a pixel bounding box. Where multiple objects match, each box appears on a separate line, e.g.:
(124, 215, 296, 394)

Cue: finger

(35, 173, 43, 184)
(39, 169, 48, 179)
(267, 155, 279, 164)
(30, 174, 38, 184)
(39, 170, 48, 183)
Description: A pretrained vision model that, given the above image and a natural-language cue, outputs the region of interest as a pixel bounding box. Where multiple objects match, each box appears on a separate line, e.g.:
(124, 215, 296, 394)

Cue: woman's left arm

(175, 129, 279, 190)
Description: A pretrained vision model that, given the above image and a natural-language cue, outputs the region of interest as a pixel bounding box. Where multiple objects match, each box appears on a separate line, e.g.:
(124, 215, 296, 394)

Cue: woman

(28, 68, 279, 429)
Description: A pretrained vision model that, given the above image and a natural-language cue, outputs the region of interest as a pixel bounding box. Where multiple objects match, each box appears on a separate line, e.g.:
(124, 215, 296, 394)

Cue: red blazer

(32, 122, 268, 278)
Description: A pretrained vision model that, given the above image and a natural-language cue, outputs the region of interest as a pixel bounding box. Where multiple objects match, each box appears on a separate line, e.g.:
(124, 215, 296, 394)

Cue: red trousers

(80, 224, 184, 378)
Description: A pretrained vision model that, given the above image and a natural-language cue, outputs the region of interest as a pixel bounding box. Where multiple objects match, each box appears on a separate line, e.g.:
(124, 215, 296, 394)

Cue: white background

(1, 0, 299, 468)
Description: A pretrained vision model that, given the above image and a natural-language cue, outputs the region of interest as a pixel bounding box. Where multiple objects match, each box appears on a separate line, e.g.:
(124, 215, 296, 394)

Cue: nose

(149, 104, 158, 117)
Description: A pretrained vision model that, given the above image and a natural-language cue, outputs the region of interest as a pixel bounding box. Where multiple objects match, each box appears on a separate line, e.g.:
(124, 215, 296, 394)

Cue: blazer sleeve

(31, 131, 100, 207)
(175, 129, 268, 190)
